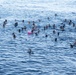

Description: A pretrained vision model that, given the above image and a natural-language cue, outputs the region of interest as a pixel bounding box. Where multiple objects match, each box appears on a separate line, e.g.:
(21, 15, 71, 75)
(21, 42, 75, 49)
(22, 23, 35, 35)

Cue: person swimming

(57, 32, 60, 36)
(55, 38, 57, 42)
(18, 29, 21, 33)
(27, 49, 34, 55)
(73, 23, 75, 27)
(3, 19, 7, 28)
(53, 30, 56, 34)
(14, 22, 18, 27)
(68, 20, 72, 25)
(12, 33, 16, 39)
(45, 34, 48, 38)
(70, 41, 76, 48)
(70, 43, 74, 48)
(47, 17, 50, 20)
(55, 14, 57, 16)
(60, 24, 65, 31)
(22, 20, 24, 23)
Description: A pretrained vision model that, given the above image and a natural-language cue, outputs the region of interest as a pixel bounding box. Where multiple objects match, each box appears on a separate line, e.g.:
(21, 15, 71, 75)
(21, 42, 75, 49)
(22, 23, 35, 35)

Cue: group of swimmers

(2, 13, 76, 55)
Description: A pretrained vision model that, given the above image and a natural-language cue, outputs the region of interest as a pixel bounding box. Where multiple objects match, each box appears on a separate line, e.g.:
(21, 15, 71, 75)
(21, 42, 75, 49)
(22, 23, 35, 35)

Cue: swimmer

(55, 38, 57, 42)
(12, 33, 16, 39)
(14, 22, 18, 27)
(27, 49, 34, 55)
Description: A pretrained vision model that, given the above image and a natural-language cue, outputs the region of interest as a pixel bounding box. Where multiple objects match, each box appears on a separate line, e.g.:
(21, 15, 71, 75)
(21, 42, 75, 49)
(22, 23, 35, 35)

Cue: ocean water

(0, 0, 76, 75)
